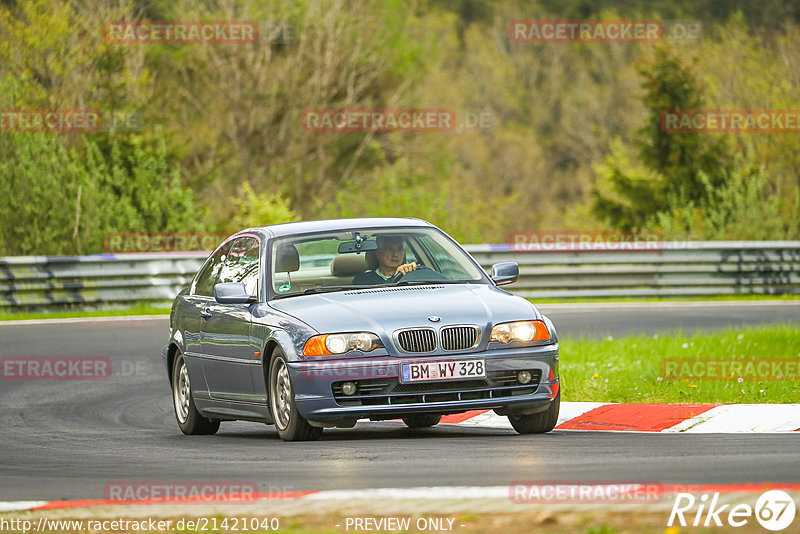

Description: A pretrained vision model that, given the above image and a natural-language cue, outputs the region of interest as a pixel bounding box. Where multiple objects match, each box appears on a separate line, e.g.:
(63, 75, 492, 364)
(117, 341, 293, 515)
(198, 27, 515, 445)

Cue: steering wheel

(387, 264, 448, 284)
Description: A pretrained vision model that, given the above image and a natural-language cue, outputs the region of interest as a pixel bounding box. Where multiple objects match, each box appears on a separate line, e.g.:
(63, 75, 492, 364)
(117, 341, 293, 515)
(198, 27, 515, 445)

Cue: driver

(352, 235, 417, 285)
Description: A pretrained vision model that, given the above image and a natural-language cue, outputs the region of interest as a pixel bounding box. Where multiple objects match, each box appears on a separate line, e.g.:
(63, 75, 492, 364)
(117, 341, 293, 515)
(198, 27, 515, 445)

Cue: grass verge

(0, 303, 171, 321)
(560, 324, 800, 404)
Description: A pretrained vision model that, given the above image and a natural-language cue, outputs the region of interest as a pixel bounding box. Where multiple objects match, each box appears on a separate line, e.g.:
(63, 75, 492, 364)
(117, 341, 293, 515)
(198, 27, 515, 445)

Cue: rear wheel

(269, 350, 323, 441)
(508, 392, 560, 434)
(172, 352, 219, 435)
(402, 414, 442, 428)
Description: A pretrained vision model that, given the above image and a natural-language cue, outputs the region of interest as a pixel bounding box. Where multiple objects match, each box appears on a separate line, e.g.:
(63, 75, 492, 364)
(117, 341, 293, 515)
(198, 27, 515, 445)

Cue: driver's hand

(395, 262, 417, 276)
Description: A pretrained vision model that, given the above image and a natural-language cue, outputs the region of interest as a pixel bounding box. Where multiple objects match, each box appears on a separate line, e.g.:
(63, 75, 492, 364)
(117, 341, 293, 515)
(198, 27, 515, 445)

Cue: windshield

(269, 227, 487, 298)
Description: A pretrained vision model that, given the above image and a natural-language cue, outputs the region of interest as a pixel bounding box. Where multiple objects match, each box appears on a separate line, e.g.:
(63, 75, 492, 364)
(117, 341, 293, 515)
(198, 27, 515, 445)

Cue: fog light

(342, 381, 357, 395)
(517, 370, 532, 385)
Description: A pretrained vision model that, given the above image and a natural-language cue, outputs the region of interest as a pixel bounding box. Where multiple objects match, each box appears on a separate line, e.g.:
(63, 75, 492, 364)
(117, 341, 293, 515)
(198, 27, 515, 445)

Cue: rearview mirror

(214, 282, 256, 304)
(491, 262, 519, 286)
(338, 240, 378, 254)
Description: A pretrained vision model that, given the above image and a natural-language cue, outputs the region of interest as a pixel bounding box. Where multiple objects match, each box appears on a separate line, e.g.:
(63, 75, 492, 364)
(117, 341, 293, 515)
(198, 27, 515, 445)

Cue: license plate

(400, 359, 486, 383)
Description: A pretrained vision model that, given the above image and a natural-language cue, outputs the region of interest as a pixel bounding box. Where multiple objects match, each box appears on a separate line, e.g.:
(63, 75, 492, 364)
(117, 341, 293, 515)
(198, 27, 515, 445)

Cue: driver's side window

(217, 237, 260, 297)
(193, 242, 231, 297)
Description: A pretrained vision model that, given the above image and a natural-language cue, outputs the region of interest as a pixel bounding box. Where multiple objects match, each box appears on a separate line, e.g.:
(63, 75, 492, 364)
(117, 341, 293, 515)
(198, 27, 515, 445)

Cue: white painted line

(448, 411, 513, 428)
(664, 404, 800, 433)
(662, 406, 726, 433)
(0, 501, 48, 512)
(0, 315, 169, 326)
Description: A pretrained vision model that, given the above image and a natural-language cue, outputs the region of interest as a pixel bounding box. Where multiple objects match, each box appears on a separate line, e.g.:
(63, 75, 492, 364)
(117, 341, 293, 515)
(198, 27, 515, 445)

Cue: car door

(200, 236, 262, 403)
(183, 243, 229, 398)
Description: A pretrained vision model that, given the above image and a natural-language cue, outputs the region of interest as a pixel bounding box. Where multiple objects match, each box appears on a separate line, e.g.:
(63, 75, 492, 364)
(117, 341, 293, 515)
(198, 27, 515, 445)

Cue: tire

(172, 352, 220, 435)
(268, 349, 323, 441)
(508, 392, 560, 434)
(402, 414, 442, 428)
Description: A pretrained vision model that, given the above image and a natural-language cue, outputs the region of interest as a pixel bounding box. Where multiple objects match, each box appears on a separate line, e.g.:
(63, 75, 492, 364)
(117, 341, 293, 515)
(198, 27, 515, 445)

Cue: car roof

(242, 217, 435, 238)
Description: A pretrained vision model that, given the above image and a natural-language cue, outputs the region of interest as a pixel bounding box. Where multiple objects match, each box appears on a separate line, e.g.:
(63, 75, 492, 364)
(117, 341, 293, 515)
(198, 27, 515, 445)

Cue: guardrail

(1, 241, 799, 308)
(468, 241, 800, 299)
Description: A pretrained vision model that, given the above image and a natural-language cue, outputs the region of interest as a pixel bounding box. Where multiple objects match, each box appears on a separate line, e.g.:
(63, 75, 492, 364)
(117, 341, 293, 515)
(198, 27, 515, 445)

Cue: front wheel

(268, 350, 323, 441)
(508, 392, 560, 434)
(402, 414, 442, 428)
(172, 352, 219, 435)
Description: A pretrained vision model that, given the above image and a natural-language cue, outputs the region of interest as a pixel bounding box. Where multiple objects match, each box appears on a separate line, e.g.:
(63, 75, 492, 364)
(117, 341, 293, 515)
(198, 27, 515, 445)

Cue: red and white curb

(440, 402, 800, 432)
(3, 484, 800, 514)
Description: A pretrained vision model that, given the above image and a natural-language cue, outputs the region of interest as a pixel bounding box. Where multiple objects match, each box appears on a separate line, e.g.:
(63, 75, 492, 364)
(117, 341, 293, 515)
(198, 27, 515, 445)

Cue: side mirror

(491, 262, 519, 286)
(214, 282, 256, 304)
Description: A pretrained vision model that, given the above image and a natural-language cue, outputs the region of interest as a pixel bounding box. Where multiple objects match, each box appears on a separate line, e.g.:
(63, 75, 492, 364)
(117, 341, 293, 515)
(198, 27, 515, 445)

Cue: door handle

(200, 307, 212, 320)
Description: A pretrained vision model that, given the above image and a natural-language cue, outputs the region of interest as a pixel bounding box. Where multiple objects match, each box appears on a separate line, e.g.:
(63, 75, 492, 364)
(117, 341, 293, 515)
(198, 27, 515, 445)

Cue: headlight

(303, 332, 384, 356)
(490, 320, 550, 344)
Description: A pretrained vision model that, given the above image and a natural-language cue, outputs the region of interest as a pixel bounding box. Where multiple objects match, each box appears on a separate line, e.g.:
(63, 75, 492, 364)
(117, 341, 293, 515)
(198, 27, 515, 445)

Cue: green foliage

(228, 182, 298, 231)
(0, 0, 150, 110)
(0, 79, 203, 255)
(1, 1, 800, 253)
(592, 138, 666, 231)
(321, 148, 518, 244)
(651, 149, 800, 240)
(591, 43, 799, 239)
(592, 46, 730, 230)
(323, 155, 452, 227)
(637, 46, 730, 200)
(0, 130, 83, 255)
(80, 130, 205, 240)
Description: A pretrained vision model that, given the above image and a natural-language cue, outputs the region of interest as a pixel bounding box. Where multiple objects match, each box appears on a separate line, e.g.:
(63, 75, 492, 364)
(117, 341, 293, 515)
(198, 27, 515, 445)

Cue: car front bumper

(288, 343, 559, 423)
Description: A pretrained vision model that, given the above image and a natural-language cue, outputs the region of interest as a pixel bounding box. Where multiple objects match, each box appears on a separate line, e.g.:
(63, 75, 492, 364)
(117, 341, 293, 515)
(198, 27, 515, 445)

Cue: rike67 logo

(669, 490, 796, 531)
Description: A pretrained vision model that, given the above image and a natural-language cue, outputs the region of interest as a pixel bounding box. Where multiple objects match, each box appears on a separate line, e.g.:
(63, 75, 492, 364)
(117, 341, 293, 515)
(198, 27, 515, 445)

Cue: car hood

(268, 283, 540, 336)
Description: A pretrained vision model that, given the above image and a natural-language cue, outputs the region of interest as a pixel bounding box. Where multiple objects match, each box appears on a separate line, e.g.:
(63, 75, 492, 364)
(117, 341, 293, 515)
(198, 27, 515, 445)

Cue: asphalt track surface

(0, 302, 798, 501)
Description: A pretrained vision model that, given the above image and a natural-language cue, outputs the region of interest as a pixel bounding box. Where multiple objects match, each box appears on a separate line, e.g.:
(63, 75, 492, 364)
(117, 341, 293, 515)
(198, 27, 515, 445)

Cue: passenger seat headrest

(275, 243, 300, 272)
(365, 250, 379, 270)
(331, 254, 368, 276)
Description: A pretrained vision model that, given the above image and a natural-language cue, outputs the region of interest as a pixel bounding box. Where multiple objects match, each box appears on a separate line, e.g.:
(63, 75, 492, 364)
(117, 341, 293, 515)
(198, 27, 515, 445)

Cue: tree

(592, 45, 730, 230)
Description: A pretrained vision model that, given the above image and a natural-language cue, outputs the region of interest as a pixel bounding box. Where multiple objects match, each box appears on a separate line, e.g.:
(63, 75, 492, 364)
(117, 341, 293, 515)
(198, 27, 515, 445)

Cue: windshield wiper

(390, 279, 467, 286)
(272, 285, 383, 299)
(272, 281, 470, 299)
(303, 285, 372, 294)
